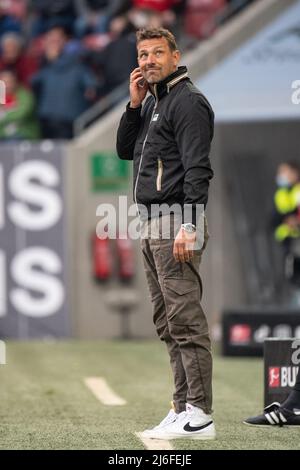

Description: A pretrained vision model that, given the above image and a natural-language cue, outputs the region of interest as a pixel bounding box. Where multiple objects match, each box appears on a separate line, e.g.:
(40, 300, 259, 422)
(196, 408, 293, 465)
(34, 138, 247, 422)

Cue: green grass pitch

(0, 340, 299, 450)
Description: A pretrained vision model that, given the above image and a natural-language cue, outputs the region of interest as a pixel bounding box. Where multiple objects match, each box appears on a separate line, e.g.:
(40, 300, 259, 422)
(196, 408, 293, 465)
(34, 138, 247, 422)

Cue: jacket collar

(151, 66, 189, 100)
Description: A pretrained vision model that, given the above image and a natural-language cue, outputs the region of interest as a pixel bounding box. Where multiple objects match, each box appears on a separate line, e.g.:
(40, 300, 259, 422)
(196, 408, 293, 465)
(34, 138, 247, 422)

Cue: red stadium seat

(184, 11, 217, 38)
(184, 0, 227, 39)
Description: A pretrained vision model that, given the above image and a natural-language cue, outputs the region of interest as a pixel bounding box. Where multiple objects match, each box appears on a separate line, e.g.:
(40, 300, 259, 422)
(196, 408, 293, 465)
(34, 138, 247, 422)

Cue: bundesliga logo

(269, 366, 299, 388)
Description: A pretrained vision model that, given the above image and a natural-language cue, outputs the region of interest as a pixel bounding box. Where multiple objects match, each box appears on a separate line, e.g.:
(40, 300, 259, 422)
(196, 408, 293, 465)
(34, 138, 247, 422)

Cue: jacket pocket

(164, 278, 199, 296)
(156, 158, 163, 191)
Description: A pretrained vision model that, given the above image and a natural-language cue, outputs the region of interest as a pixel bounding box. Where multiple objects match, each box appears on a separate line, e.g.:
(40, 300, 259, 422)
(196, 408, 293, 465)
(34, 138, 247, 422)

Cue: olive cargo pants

(140, 215, 212, 414)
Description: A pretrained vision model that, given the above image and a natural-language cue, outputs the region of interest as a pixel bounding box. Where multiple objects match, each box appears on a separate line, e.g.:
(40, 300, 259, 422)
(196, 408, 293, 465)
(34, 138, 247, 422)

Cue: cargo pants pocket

(163, 278, 201, 326)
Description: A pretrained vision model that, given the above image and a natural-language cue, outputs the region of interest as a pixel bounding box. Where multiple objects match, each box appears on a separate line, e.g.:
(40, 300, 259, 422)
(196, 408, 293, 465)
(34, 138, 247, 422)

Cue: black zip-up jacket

(116, 66, 214, 225)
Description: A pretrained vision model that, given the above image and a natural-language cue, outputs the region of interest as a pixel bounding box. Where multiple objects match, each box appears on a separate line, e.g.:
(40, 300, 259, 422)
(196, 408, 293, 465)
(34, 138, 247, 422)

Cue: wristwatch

(181, 223, 196, 233)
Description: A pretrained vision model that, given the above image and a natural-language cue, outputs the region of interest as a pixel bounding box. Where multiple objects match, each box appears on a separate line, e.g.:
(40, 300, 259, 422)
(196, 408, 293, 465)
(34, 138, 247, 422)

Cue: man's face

(45, 28, 66, 60)
(137, 37, 180, 85)
(277, 164, 299, 186)
(2, 38, 21, 62)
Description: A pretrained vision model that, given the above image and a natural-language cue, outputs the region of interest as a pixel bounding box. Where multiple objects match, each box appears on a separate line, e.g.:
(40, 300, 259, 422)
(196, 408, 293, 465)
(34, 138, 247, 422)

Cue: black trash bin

(264, 338, 300, 407)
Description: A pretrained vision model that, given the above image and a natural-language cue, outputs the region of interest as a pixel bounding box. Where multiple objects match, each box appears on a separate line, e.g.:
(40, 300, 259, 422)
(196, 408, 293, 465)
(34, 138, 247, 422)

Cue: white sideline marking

(84, 377, 126, 406)
(135, 432, 173, 450)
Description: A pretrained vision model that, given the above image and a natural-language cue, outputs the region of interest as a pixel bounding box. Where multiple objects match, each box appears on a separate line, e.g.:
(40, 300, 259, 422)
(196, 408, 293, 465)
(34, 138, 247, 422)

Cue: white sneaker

(141, 403, 178, 438)
(145, 403, 216, 440)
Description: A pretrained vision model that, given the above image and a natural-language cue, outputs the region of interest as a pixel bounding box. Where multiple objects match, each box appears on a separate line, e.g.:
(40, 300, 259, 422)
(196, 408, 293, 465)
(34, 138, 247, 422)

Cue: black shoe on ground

(243, 402, 300, 426)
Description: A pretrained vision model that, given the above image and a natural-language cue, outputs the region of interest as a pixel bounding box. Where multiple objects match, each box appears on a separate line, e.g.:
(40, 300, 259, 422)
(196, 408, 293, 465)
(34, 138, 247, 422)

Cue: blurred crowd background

(0, 0, 254, 139)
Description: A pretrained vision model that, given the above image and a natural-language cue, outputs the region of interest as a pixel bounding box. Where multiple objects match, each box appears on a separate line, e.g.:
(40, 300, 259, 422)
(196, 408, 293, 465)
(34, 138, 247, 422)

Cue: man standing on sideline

(116, 28, 215, 440)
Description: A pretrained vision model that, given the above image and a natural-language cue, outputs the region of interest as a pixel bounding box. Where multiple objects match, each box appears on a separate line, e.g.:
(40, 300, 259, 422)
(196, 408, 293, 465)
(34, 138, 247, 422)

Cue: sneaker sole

(149, 433, 216, 440)
(243, 421, 274, 428)
(243, 421, 300, 428)
(144, 423, 216, 440)
(146, 429, 216, 440)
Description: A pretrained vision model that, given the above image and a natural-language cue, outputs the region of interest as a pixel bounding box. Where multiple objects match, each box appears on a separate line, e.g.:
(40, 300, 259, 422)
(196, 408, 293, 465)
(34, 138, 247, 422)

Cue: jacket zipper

(156, 158, 163, 191)
(134, 85, 158, 206)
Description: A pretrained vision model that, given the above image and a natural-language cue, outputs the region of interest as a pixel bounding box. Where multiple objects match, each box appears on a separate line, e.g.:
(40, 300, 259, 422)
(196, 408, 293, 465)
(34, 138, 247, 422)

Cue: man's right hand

(129, 68, 148, 108)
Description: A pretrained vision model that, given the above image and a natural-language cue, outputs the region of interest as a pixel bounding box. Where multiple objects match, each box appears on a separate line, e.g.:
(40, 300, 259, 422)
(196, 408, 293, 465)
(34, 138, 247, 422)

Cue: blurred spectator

(0, 69, 40, 140)
(130, 0, 186, 32)
(0, 8, 22, 37)
(30, 0, 77, 37)
(183, 0, 227, 40)
(132, 0, 183, 12)
(75, 0, 131, 38)
(273, 162, 300, 249)
(0, 32, 38, 87)
(31, 26, 98, 139)
(84, 15, 137, 96)
(128, 7, 163, 30)
(273, 161, 300, 294)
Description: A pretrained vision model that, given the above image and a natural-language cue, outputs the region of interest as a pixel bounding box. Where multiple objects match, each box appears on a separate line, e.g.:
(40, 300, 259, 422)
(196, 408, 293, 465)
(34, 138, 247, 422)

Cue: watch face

(182, 224, 195, 233)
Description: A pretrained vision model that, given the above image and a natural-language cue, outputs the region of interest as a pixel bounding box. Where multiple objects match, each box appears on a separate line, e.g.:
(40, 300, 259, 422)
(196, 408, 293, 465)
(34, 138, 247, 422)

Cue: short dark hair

(136, 28, 178, 52)
(0, 68, 17, 79)
(284, 161, 300, 175)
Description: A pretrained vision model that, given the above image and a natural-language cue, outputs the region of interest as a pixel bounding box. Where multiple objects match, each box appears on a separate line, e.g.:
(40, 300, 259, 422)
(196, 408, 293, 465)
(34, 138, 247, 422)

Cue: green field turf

(0, 340, 299, 450)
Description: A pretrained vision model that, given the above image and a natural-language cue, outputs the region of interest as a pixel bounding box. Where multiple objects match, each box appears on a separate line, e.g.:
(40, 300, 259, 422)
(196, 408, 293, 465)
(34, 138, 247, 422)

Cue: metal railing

(73, 82, 129, 137)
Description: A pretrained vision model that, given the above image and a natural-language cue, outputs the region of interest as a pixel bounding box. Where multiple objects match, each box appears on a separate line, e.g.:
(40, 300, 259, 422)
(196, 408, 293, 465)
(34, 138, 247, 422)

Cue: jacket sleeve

(116, 103, 142, 161)
(172, 92, 214, 225)
(0, 89, 35, 124)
